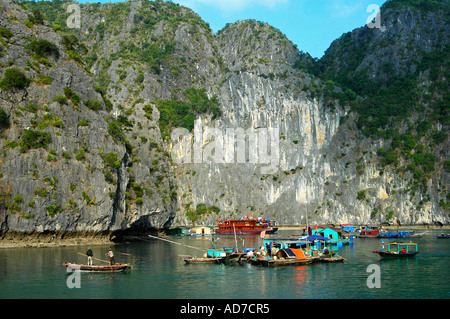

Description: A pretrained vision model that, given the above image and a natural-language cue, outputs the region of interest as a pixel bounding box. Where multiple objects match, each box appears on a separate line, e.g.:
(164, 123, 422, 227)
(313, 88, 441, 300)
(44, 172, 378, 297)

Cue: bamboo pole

(147, 234, 207, 252)
(77, 252, 110, 264)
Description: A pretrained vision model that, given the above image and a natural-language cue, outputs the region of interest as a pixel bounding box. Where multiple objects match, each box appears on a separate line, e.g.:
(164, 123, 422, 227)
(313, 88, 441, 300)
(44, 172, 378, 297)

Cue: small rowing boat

(249, 257, 314, 266)
(316, 255, 346, 263)
(180, 256, 223, 264)
(373, 242, 419, 258)
(63, 263, 130, 272)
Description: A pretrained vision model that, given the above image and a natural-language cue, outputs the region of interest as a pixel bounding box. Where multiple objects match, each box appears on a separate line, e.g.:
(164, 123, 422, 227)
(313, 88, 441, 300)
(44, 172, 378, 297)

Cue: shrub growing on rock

(0, 68, 31, 91)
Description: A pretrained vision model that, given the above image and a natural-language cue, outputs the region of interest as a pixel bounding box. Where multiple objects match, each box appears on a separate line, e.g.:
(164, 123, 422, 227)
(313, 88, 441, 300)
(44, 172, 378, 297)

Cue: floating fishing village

(62, 215, 445, 272)
(0, 0, 448, 304)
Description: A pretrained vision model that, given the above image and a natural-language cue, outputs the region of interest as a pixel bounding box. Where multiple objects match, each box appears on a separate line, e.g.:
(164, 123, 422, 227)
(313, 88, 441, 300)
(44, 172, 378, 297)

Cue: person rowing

(106, 248, 115, 265)
(86, 247, 93, 265)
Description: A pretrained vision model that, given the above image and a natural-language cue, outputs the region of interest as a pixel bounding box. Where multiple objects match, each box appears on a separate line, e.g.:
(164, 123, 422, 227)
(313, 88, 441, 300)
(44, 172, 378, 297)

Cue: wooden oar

(116, 252, 131, 256)
(77, 252, 110, 264)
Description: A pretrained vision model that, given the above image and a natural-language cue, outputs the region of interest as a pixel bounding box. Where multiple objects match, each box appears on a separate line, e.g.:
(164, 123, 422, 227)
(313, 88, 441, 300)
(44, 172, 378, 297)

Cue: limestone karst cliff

(0, 0, 448, 241)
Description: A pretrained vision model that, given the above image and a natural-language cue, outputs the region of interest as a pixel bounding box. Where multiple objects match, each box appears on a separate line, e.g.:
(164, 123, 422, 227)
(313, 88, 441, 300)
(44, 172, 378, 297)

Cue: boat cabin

(359, 225, 380, 237)
(340, 224, 355, 232)
(384, 242, 418, 254)
(263, 237, 309, 250)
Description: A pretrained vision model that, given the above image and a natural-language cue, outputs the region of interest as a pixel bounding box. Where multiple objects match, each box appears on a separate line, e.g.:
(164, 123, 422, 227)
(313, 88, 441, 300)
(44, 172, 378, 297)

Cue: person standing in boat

(106, 248, 115, 265)
(86, 247, 93, 265)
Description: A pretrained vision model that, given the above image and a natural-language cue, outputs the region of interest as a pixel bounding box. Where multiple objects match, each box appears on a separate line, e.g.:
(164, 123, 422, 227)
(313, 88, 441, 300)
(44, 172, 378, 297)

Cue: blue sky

(74, 0, 387, 58)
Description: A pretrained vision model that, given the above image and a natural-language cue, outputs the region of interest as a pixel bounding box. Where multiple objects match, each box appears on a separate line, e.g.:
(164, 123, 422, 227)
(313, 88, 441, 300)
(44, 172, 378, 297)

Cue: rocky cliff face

(0, 0, 176, 239)
(0, 0, 448, 241)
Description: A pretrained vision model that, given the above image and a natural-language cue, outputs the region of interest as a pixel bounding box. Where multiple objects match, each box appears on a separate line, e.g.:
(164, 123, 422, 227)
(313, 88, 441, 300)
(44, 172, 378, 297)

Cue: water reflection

(0, 230, 449, 299)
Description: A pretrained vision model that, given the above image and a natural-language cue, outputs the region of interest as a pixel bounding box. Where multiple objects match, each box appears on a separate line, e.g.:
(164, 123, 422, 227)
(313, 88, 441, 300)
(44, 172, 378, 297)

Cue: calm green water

(0, 230, 449, 299)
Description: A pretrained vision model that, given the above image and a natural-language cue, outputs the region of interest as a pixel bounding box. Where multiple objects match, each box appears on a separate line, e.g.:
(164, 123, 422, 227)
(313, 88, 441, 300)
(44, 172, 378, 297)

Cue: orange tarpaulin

(290, 248, 307, 260)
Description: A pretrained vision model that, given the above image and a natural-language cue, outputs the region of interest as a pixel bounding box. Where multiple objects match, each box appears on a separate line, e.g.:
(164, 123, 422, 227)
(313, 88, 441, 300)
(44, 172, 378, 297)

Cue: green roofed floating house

(166, 226, 191, 236)
(306, 225, 354, 246)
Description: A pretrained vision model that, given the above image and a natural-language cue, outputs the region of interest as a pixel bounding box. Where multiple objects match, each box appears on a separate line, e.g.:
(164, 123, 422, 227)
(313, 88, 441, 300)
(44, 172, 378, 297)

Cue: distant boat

(437, 234, 450, 238)
(377, 230, 425, 238)
(356, 225, 380, 238)
(215, 217, 277, 234)
(373, 242, 419, 258)
(63, 263, 130, 272)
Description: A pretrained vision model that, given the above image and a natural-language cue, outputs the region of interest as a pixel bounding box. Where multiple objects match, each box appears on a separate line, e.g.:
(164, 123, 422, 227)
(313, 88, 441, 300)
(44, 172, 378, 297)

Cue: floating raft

(63, 263, 130, 272)
(248, 247, 346, 266)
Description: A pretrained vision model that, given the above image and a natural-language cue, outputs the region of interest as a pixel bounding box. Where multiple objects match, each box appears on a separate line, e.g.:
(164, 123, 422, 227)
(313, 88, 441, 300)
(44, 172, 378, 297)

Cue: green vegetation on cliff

(155, 88, 221, 139)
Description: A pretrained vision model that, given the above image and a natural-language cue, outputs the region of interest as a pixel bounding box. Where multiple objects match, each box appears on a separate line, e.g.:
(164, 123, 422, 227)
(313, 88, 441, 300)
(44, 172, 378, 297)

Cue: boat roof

(305, 225, 348, 233)
(388, 242, 418, 245)
(218, 217, 272, 221)
(264, 238, 309, 244)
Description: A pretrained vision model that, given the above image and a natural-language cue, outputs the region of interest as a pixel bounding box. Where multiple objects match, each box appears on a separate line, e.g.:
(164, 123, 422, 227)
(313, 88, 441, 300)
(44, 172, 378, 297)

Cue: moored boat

(356, 225, 380, 238)
(63, 263, 130, 272)
(181, 256, 223, 264)
(377, 230, 424, 238)
(373, 242, 419, 258)
(250, 257, 314, 266)
(215, 217, 277, 234)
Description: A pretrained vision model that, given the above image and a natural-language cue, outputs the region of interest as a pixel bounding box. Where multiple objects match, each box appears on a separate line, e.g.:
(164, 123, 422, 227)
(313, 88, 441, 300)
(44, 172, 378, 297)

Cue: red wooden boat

(356, 225, 380, 238)
(63, 263, 130, 272)
(215, 217, 277, 234)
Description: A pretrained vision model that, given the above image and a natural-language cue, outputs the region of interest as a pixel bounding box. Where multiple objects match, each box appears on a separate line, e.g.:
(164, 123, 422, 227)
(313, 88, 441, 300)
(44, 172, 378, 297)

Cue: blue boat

(377, 230, 424, 238)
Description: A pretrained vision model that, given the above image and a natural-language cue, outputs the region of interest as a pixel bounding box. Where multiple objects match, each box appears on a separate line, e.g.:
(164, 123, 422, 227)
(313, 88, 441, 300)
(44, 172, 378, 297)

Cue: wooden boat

(356, 225, 380, 238)
(223, 252, 247, 263)
(377, 230, 424, 238)
(181, 256, 223, 264)
(249, 248, 314, 266)
(216, 217, 277, 234)
(315, 255, 346, 263)
(250, 257, 314, 266)
(373, 242, 419, 258)
(63, 263, 130, 272)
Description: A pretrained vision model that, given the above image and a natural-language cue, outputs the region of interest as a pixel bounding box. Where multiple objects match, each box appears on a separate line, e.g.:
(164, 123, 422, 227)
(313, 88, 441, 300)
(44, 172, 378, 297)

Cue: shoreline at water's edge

(1, 225, 449, 249)
(277, 225, 450, 231)
(0, 232, 116, 249)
